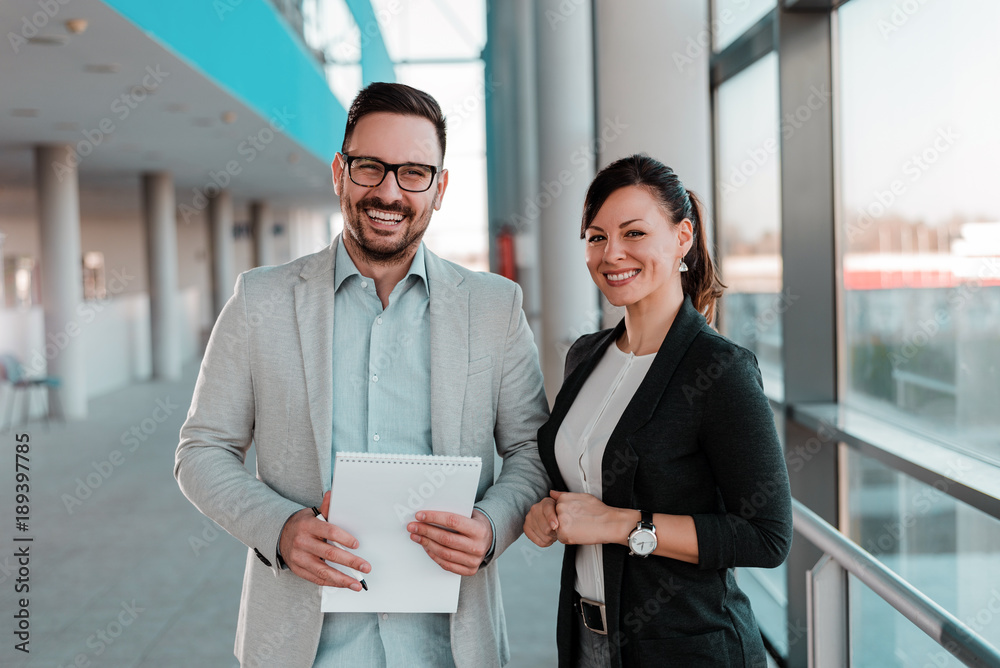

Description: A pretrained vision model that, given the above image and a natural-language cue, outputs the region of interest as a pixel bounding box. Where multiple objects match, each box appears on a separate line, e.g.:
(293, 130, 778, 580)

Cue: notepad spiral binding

(334, 452, 481, 467)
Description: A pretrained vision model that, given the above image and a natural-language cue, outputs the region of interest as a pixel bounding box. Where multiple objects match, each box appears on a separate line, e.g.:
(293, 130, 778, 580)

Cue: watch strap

(639, 510, 654, 530)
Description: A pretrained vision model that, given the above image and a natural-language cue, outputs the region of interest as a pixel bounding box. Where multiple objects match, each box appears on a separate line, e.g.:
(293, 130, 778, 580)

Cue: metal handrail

(792, 499, 1000, 668)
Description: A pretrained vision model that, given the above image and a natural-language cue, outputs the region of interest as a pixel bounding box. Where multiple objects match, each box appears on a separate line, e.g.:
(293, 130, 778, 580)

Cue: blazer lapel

(293, 240, 337, 491)
(601, 296, 707, 509)
(426, 250, 470, 457)
(537, 324, 622, 492)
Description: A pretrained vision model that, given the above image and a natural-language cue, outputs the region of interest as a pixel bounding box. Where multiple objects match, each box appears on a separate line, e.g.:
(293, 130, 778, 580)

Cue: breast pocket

(467, 354, 494, 377)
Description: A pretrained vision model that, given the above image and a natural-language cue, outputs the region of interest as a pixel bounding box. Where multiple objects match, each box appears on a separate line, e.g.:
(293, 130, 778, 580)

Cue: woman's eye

(587, 235, 606, 243)
(625, 230, 645, 237)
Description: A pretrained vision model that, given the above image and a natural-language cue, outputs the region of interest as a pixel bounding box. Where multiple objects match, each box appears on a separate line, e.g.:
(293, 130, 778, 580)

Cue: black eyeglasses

(342, 155, 439, 193)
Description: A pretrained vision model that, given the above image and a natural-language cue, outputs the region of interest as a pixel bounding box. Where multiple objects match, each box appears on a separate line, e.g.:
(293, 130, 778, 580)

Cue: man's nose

(374, 168, 404, 199)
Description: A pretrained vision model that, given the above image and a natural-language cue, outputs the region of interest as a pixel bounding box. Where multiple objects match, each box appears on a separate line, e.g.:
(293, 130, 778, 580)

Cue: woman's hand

(550, 490, 635, 546)
(523, 496, 560, 547)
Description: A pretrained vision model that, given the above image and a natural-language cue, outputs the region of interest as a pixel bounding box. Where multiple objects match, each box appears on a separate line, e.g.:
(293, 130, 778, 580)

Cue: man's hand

(278, 490, 371, 590)
(407, 509, 493, 576)
(523, 495, 559, 548)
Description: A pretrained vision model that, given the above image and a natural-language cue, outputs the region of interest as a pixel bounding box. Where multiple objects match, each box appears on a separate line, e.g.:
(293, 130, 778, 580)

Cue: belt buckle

(579, 596, 608, 636)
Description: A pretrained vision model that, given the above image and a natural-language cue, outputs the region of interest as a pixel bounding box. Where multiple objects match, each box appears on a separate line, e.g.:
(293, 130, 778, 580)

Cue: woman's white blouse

(555, 340, 656, 604)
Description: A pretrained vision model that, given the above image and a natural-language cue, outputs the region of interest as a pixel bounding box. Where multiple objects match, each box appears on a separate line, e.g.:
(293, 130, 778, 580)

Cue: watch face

(629, 529, 656, 555)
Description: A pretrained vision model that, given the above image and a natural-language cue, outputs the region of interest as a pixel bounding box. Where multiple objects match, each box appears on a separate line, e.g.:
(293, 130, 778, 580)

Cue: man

(175, 82, 550, 667)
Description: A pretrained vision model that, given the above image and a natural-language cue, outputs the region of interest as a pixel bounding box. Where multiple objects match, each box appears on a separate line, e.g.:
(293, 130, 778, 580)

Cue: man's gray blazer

(175, 236, 550, 668)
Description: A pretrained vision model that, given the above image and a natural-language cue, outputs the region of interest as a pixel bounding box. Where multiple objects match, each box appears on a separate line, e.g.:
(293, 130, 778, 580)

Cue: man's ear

(434, 168, 449, 211)
(331, 153, 345, 196)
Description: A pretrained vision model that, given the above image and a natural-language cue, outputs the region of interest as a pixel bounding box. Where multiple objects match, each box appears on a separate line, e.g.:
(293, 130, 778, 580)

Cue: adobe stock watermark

(507, 116, 630, 232)
(920, 590, 1000, 668)
(672, 0, 754, 72)
(719, 85, 831, 198)
(740, 288, 800, 338)
(393, 462, 466, 523)
(543, 0, 587, 31)
(680, 349, 739, 405)
(24, 267, 135, 377)
(7, 0, 74, 53)
(61, 397, 179, 513)
(51, 66, 170, 181)
(889, 257, 1000, 368)
(188, 486, 257, 556)
(877, 0, 932, 40)
(847, 127, 959, 243)
(327, 0, 403, 59)
(858, 457, 973, 563)
(178, 108, 295, 224)
(56, 600, 144, 668)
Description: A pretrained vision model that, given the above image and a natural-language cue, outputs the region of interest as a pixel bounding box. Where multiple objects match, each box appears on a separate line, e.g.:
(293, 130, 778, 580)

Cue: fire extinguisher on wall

(497, 227, 517, 282)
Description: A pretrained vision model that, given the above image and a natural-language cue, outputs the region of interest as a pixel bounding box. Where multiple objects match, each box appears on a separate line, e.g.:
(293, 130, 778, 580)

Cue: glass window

(712, 0, 776, 52)
(714, 52, 784, 399)
(846, 451, 1000, 666)
(838, 0, 1000, 464)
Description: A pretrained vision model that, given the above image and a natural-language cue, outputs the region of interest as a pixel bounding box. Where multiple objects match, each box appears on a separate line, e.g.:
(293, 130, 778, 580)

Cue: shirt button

(360, 280, 368, 288)
(372, 374, 378, 383)
(373, 433, 380, 442)
(376, 316, 382, 325)
(381, 613, 389, 621)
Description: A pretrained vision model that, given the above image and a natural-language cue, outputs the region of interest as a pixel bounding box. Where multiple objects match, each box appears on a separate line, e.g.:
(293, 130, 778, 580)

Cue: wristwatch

(627, 510, 657, 557)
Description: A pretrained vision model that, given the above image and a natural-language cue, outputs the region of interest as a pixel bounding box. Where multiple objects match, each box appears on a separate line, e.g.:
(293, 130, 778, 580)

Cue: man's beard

(341, 190, 433, 266)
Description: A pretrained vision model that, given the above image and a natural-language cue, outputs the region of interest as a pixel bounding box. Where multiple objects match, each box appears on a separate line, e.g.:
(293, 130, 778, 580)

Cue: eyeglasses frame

(341, 154, 440, 193)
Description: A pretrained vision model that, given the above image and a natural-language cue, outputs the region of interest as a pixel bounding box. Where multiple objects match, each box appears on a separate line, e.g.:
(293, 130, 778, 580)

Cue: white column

(35, 145, 87, 419)
(143, 172, 181, 380)
(535, 0, 599, 400)
(250, 200, 272, 267)
(593, 0, 713, 330)
(593, 0, 713, 206)
(208, 190, 234, 318)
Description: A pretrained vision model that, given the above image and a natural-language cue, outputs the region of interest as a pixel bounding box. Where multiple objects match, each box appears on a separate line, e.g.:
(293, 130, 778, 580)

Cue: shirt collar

(334, 236, 428, 294)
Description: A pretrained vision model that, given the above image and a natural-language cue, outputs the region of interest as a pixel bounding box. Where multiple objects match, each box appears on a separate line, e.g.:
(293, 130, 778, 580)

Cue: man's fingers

(320, 541, 371, 574)
(319, 490, 332, 518)
(318, 521, 360, 551)
(306, 562, 364, 590)
(421, 547, 477, 576)
(415, 510, 470, 532)
(408, 521, 479, 555)
(413, 534, 480, 574)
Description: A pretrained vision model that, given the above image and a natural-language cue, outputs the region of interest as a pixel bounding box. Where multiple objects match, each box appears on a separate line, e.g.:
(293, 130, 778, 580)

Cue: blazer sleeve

(690, 346, 793, 570)
(471, 282, 551, 559)
(174, 272, 304, 575)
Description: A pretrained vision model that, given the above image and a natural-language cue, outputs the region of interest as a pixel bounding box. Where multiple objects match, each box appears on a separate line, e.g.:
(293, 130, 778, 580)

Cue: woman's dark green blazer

(537, 296, 793, 668)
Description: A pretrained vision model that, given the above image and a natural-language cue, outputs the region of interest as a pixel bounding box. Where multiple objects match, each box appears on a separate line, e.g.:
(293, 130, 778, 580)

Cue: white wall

(594, 0, 713, 211)
(593, 0, 713, 328)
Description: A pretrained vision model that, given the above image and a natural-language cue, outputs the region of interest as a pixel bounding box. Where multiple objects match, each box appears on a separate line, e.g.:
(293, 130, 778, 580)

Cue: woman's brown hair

(581, 153, 725, 323)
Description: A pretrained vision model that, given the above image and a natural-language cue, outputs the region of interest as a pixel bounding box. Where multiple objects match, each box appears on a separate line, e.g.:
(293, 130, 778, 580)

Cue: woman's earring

(679, 259, 689, 273)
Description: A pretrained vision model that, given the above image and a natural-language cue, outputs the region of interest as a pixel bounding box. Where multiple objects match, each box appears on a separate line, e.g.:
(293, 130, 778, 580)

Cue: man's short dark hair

(342, 82, 447, 164)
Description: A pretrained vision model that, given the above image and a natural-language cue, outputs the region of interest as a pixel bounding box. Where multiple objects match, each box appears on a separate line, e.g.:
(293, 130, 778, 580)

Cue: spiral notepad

(320, 452, 483, 613)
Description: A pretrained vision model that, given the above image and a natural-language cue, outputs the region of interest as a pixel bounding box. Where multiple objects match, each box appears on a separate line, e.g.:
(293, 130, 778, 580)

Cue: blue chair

(0, 354, 63, 431)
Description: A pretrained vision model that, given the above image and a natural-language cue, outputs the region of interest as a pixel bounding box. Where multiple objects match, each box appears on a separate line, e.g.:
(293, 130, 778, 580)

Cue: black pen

(312, 506, 368, 591)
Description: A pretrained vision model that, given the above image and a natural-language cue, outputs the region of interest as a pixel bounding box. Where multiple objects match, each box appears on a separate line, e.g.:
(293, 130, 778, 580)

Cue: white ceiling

(0, 0, 339, 210)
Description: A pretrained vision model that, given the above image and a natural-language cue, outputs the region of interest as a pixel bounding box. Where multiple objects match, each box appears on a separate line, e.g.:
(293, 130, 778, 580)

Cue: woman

(524, 154, 792, 667)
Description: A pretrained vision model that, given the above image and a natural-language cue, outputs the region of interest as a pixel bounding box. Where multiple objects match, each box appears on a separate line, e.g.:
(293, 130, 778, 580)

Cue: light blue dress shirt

(313, 240, 455, 668)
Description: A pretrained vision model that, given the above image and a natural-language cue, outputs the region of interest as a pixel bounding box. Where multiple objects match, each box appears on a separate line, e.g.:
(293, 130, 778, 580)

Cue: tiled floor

(0, 361, 562, 667)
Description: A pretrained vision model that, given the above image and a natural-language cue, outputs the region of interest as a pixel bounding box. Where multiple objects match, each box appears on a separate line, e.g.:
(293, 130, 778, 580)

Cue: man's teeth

(606, 269, 639, 282)
(366, 209, 404, 224)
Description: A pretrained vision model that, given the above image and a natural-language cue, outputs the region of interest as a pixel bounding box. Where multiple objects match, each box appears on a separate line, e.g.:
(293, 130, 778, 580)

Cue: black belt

(577, 594, 608, 635)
